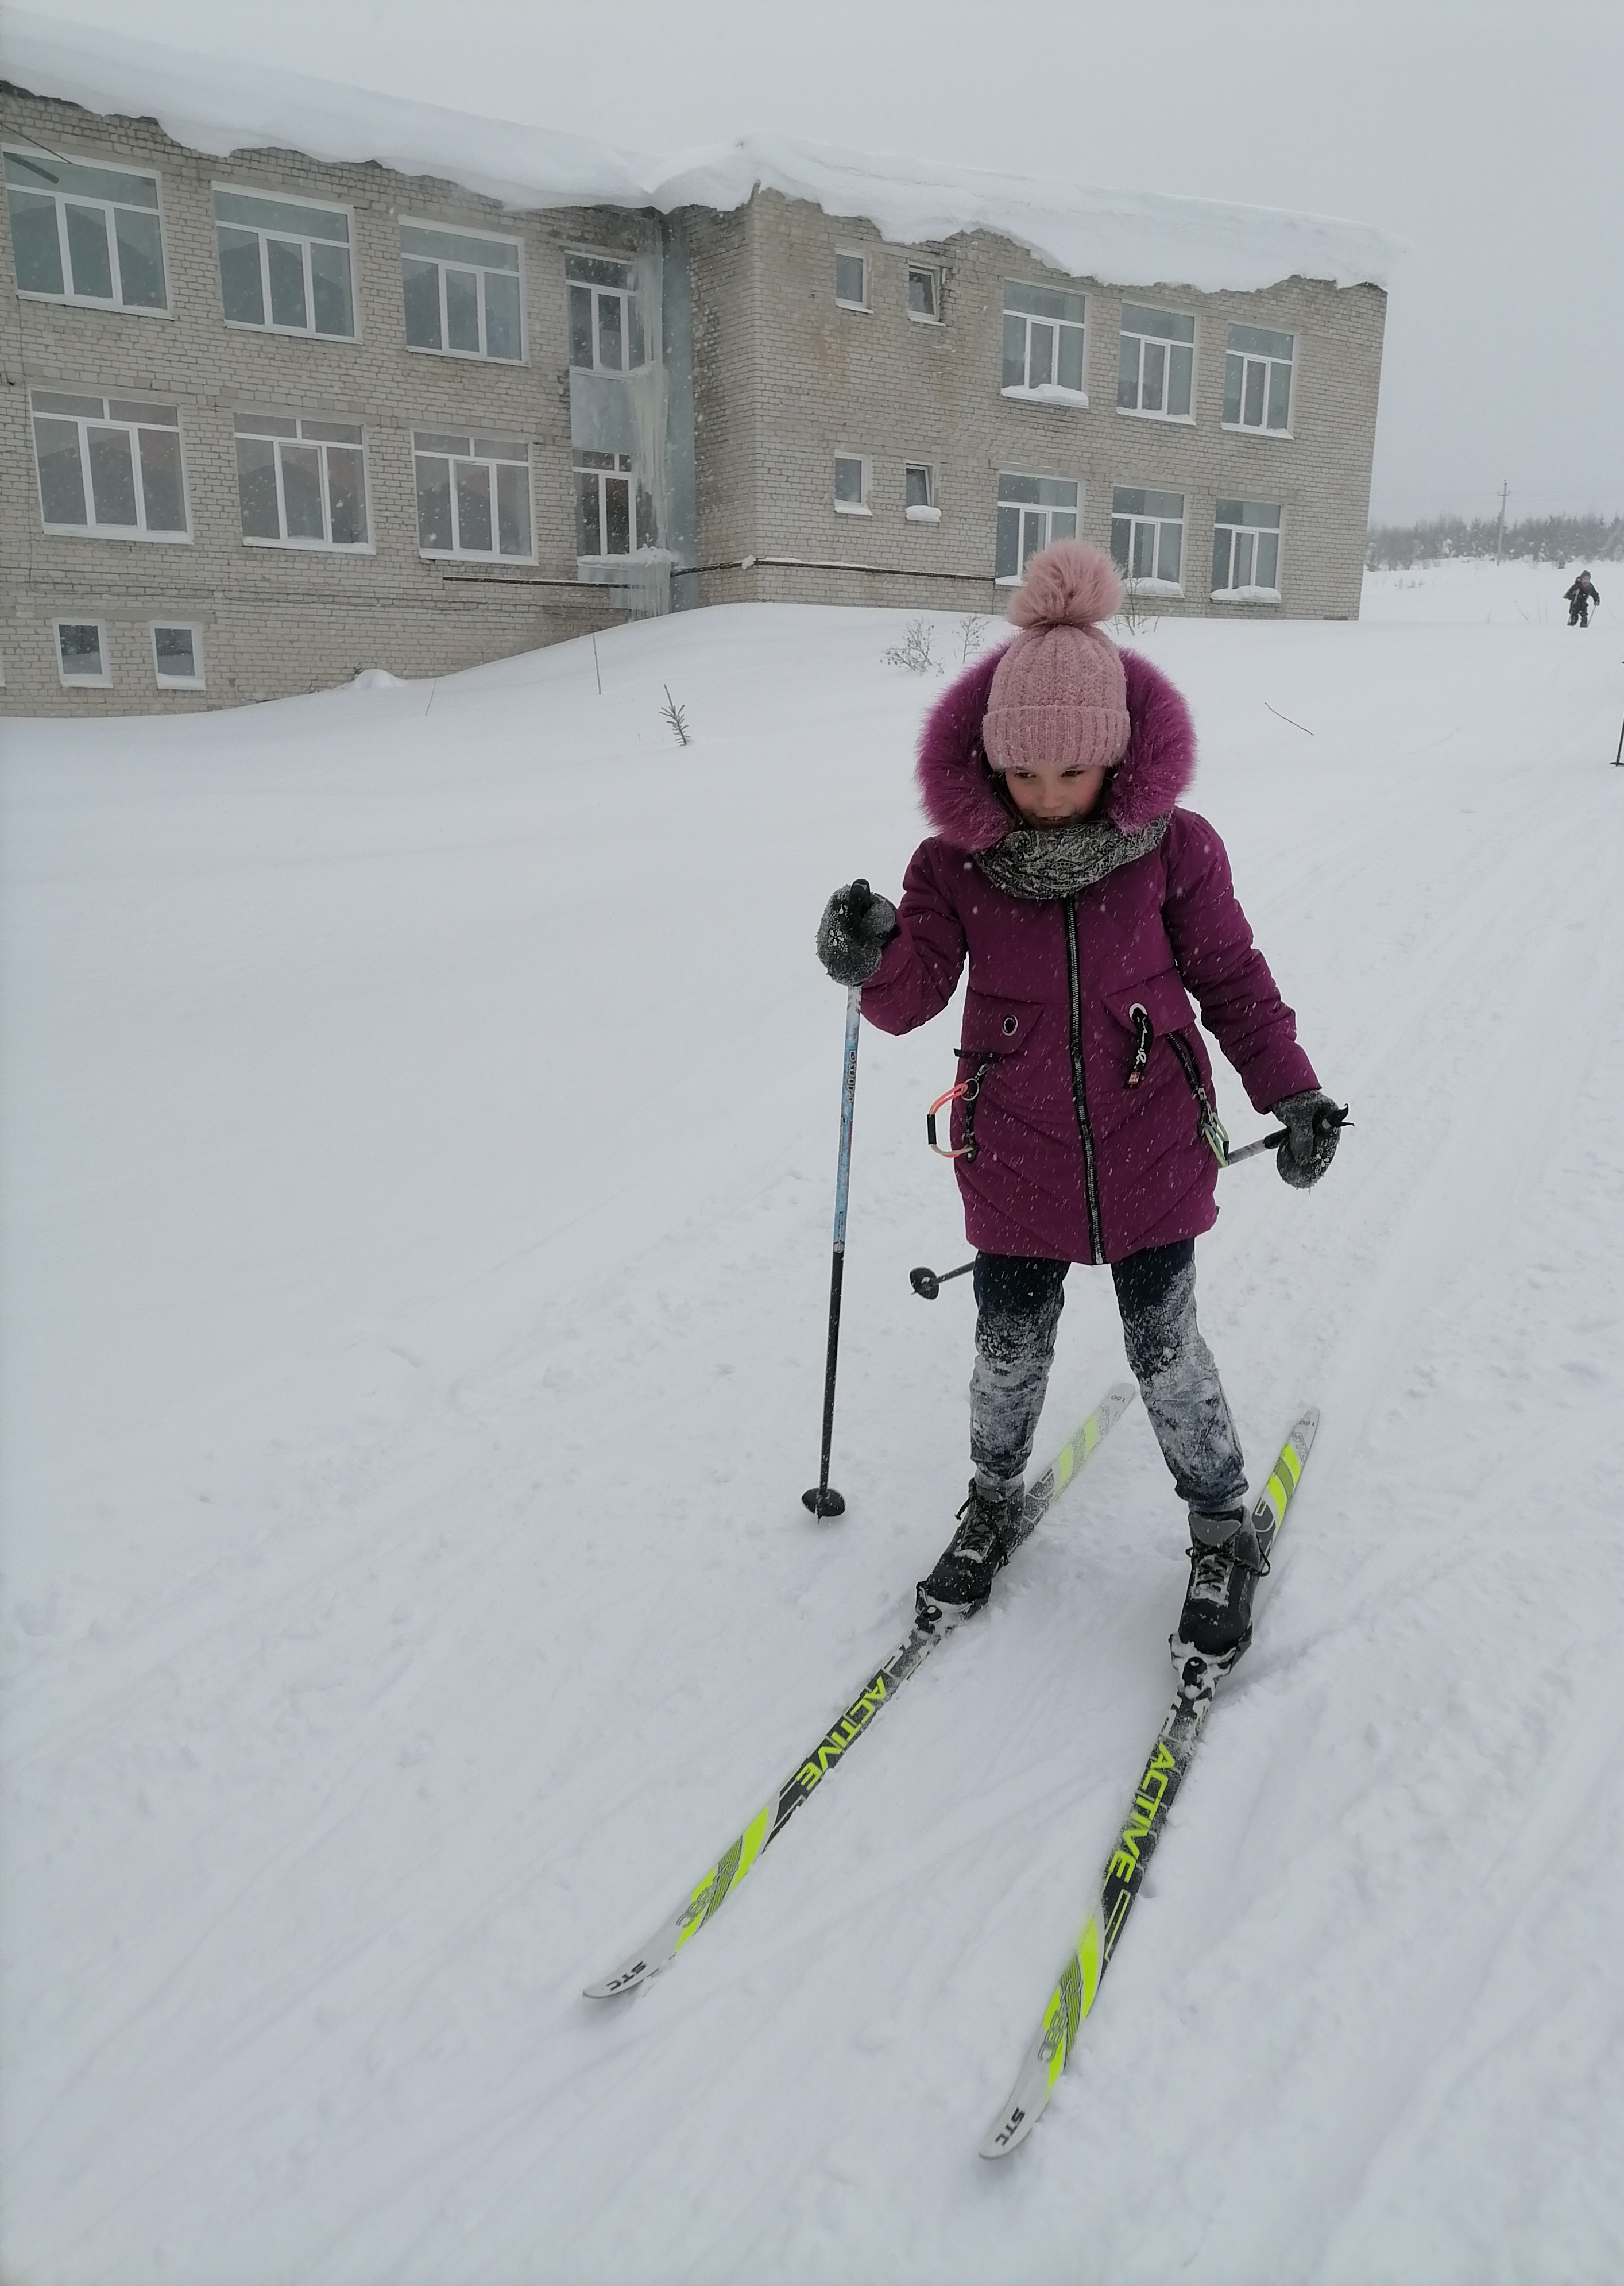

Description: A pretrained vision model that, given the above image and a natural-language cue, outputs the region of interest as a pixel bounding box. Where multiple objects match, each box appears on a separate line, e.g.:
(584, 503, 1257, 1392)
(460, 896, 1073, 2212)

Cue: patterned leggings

(970, 1241, 1247, 1527)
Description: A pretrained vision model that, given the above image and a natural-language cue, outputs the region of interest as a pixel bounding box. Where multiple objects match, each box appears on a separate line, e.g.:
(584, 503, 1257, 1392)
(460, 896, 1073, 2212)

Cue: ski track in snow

(3, 561, 1622, 2283)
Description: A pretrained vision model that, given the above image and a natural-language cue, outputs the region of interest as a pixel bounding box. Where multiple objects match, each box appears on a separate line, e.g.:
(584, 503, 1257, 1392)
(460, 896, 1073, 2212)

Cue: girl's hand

(1271, 1089, 1345, 1189)
(815, 882, 899, 986)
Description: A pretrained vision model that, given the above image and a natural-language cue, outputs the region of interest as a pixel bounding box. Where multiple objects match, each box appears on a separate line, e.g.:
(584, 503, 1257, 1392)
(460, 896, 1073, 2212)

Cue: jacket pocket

(957, 988, 1047, 1061)
(1101, 973, 1197, 1085)
(1102, 972, 1195, 1037)
(944, 991, 1047, 1162)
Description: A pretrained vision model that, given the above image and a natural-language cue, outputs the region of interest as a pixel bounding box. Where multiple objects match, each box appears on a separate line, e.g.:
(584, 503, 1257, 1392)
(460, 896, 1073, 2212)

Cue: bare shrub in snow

(881, 619, 942, 675)
(1115, 579, 1161, 638)
(958, 615, 993, 664)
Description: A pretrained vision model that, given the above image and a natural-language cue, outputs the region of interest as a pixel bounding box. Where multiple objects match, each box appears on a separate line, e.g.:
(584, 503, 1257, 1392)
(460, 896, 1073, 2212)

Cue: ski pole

(803, 882, 871, 1518)
(1224, 1103, 1351, 1165)
(1221, 1127, 1289, 1165)
(910, 1260, 975, 1300)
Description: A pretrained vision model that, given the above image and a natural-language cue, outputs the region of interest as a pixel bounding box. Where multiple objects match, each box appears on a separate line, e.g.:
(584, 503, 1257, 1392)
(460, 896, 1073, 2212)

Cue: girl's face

(1000, 756, 1108, 827)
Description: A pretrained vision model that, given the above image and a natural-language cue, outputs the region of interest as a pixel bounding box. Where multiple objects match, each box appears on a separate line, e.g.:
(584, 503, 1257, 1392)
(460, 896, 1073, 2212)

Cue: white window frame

(906, 262, 942, 324)
(1116, 302, 1196, 423)
(995, 473, 1079, 583)
(402, 219, 526, 364)
(1223, 323, 1295, 436)
(1002, 280, 1088, 404)
(4, 145, 169, 314)
(1110, 486, 1186, 596)
(233, 410, 373, 553)
(573, 450, 654, 559)
(150, 621, 206, 688)
(834, 248, 869, 311)
(566, 250, 647, 376)
(1211, 500, 1283, 603)
(212, 182, 358, 341)
(833, 453, 872, 516)
(31, 390, 191, 543)
(903, 463, 940, 522)
(53, 618, 111, 688)
(413, 429, 536, 563)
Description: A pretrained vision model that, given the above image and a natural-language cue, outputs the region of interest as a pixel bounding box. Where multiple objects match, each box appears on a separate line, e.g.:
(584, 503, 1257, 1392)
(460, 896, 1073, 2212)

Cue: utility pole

(1495, 480, 1509, 562)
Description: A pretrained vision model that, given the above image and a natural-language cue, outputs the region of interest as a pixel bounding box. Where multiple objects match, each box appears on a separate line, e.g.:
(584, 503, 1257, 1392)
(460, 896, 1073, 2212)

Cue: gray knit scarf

(974, 811, 1170, 901)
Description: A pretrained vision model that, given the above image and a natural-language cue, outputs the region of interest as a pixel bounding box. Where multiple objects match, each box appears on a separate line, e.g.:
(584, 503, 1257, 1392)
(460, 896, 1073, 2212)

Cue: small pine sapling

(659, 686, 691, 746)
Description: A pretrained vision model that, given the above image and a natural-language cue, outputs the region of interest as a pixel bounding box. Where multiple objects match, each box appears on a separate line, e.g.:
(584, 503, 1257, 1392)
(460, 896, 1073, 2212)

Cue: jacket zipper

(1062, 895, 1105, 1262)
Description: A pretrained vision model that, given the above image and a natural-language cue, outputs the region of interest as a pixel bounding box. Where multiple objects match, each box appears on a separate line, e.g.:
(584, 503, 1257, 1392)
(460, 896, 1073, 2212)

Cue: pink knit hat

(983, 542, 1131, 774)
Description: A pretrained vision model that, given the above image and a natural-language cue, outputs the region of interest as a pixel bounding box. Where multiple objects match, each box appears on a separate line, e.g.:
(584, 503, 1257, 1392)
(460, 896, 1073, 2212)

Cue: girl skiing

(815, 542, 1341, 1659)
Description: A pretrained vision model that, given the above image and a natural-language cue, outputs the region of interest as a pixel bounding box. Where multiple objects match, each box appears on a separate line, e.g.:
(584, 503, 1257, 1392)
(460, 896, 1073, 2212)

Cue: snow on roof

(2, 10, 1401, 294)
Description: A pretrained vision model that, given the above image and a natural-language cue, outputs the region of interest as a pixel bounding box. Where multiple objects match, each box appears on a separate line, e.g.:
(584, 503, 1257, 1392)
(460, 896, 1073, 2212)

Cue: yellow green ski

(980, 1405, 1319, 2159)
(585, 1384, 1136, 2001)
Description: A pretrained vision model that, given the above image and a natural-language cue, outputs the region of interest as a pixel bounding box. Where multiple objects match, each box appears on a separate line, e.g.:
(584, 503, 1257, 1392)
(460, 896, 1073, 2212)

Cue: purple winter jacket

(860, 645, 1318, 1265)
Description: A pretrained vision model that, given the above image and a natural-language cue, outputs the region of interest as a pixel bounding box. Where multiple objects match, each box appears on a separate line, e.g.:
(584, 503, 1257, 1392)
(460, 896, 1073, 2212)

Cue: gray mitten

(815, 880, 898, 986)
(1272, 1088, 1344, 1190)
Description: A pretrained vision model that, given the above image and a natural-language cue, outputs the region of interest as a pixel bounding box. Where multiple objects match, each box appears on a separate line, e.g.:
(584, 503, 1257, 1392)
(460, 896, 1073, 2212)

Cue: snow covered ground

(1361, 554, 1610, 626)
(3, 565, 1622, 2284)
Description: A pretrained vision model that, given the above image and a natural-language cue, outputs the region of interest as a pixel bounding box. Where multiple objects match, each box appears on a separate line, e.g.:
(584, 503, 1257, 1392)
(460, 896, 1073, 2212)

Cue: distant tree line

(1366, 513, 1624, 570)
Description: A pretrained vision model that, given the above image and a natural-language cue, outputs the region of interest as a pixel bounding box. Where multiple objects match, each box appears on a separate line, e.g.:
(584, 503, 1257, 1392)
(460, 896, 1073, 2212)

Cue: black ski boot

(917, 1481, 1024, 1621)
(1177, 1506, 1267, 1660)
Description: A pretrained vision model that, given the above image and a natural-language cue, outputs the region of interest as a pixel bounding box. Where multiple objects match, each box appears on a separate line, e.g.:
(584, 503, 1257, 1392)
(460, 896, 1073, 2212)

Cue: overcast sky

(21, 0, 1624, 524)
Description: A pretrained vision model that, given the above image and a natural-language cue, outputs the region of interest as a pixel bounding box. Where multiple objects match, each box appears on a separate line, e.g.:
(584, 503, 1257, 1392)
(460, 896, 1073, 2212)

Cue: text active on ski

(585, 1383, 1136, 2000)
(979, 1406, 1318, 2159)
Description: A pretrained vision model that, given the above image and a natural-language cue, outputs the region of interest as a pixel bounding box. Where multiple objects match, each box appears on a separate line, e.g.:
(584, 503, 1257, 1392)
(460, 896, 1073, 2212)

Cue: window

(414, 430, 533, 559)
(907, 263, 941, 322)
(833, 454, 871, 515)
(574, 451, 655, 557)
(834, 249, 867, 309)
(1211, 500, 1282, 599)
(214, 187, 355, 338)
(5, 147, 167, 311)
(1002, 281, 1086, 399)
(1118, 303, 1194, 419)
(995, 473, 1078, 581)
(55, 620, 110, 686)
(904, 464, 939, 522)
(401, 222, 523, 361)
(1110, 487, 1185, 589)
(1223, 323, 1293, 433)
(233, 411, 369, 549)
(152, 623, 204, 687)
(566, 252, 645, 374)
(32, 391, 187, 539)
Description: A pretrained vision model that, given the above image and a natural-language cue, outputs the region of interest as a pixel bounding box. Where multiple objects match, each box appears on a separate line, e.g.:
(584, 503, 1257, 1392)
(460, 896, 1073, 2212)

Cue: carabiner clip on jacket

(1126, 1002, 1153, 1087)
(926, 1053, 997, 1161)
(1165, 1030, 1232, 1165)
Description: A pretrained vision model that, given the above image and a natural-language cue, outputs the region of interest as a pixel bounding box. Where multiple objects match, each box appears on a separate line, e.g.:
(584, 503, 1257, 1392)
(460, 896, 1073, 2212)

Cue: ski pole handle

(1224, 1104, 1351, 1168)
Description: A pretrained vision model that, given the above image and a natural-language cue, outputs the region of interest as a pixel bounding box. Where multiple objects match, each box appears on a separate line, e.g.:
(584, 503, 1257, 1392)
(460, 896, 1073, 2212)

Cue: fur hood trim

(915, 642, 1197, 848)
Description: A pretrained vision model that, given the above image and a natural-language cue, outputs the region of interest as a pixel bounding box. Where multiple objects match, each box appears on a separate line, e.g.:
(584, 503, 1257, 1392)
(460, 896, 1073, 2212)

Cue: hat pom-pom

(1008, 540, 1122, 631)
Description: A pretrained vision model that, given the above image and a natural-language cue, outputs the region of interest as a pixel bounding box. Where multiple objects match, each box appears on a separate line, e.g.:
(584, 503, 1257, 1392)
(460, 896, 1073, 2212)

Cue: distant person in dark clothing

(1564, 570, 1601, 627)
